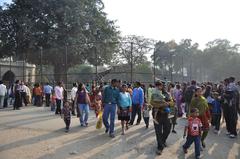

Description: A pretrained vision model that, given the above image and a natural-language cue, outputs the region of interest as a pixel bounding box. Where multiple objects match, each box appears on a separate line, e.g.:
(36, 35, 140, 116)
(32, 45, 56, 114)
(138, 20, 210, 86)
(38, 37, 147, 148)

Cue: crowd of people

(0, 77, 239, 159)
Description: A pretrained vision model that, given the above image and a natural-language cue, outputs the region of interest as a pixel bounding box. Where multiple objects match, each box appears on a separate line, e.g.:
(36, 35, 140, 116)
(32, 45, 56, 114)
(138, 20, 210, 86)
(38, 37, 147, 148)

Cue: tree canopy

(0, 0, 119, 81)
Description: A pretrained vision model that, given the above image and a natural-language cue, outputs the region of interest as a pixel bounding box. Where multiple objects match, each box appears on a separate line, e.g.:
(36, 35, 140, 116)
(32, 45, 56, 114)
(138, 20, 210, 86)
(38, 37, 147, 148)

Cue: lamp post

(130, 42, 133, 83)
(94, 30, 100, 82)
(169, 49, 175, 82)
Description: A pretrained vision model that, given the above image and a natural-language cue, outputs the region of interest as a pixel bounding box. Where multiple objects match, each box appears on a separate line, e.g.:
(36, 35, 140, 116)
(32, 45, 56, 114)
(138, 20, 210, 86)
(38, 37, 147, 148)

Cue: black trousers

(21, 92, 27, 106)
(154, 116, 172, 150)
(212, 114, 221, 130)
(143, 117, 149, 127)
(55, 99, 62, 114)
(14, 91, 22, 109)
(45, 93, 51, 107)
(64, 118, 71, 130)
(71, 99, 76, 115)
(223, 104, 238, 135)
(130, 104, 142, 124)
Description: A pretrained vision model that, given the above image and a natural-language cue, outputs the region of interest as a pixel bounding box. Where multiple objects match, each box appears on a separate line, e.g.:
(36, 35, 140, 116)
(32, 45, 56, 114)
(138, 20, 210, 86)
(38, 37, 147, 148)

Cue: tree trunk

(53, 65, 65, 83)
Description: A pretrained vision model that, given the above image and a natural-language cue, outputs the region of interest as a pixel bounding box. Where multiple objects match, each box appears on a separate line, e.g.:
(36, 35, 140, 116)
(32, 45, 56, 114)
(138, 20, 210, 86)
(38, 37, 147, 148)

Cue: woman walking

(190, 87, 210, 148)
(75, 83, 91, 127)
(117, 84, 132, 135)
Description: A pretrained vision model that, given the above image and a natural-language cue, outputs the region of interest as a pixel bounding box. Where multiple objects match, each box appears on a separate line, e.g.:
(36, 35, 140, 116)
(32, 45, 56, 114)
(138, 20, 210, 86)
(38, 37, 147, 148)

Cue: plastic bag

(96, 111, 103, 129)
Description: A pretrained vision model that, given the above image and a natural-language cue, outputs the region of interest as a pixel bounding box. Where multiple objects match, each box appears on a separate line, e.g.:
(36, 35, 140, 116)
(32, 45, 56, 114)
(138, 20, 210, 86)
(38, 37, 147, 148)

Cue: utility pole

(182, 55, 184, 82)
(65, 44, 68, 89)
(40, 47, 43, 85)
(130, 42, 133, 83)
(22, 52, 25, 82)
(153, 48, 156, 83)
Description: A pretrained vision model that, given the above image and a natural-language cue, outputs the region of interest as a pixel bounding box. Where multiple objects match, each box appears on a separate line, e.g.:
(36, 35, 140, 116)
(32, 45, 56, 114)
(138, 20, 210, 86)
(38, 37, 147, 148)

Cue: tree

(114, 35, 154, 66)
(0, 0, 119, 81)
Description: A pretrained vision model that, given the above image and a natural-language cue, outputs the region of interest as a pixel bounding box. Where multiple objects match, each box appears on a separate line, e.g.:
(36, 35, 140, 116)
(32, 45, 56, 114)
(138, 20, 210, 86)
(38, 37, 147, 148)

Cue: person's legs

(109, 104, 116, 135)
(130, 105, 137, 125)
(45, 93, 50, 106)
(121, 120, 125, 135)
(201, 130, 208, 148)
(215, 114, 221, 131)
(154, 122, 164, 151)
(143, 117, 149, 128)
(162, 118, 172, 144)
(183, 135, 194, 149)
(0, 96, 4, 108)
(55, 99, 61, 114)
(79, 104, 84, 125)
(228, 106, 238, 136)
(136, 105, 142, 124)
(223, 104, 230, 133)
(84, 104, 90, 125)
(194, 136, 201, 158)
(71, 99, 75, 115)
(103, 104, 111, 132)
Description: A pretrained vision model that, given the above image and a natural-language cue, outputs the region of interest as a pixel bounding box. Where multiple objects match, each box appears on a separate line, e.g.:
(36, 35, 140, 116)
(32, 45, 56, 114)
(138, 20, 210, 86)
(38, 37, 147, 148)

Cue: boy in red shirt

(183, 108, 202, 159)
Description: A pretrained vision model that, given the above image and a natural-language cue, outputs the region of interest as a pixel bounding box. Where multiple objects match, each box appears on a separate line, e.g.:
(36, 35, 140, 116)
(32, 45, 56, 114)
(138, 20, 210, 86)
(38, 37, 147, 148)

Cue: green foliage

(0, 0, 119, 81)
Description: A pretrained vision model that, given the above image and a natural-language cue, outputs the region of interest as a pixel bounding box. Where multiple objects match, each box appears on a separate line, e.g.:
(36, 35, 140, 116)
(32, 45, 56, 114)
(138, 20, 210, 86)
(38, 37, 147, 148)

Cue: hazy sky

(1, 0, 240, 48)
(103, 0, 240, 48)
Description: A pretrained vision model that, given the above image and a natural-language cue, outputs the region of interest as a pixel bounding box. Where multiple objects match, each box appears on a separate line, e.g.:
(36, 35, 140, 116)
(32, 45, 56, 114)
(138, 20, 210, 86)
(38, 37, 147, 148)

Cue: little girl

(61, 101, 71, 132)
(51, 92, 56, 112)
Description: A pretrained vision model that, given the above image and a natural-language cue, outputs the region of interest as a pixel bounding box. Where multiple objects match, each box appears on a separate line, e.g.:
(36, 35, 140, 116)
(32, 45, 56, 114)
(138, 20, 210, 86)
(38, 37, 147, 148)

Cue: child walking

(143, 98, 151, 129)
(183, 108, 202, 159)
(61, 101, 71, 132)
(211, 92, 222, 134)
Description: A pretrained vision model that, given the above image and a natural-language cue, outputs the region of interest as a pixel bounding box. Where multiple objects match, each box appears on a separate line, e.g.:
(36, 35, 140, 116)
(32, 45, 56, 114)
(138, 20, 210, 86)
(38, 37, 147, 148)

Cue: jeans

(143, 117, 149, 127)
(130, 104, 142, 124)
(153, 116, 171, 150)
(103, 104, 117, 134)
(183, 135, 201, 158)
(78, 104, 89, 125)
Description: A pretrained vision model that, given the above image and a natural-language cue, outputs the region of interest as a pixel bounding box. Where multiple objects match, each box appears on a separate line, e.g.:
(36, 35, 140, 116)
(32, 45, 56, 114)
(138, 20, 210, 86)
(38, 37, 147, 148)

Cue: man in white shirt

(0, 81, 7, 108)
(70, 82, 78, 116)
(54, 81, 63, 115)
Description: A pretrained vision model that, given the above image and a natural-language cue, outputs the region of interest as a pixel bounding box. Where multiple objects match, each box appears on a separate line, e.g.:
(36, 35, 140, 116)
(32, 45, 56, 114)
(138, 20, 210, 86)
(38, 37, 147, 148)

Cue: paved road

(0, 106, 239, 159)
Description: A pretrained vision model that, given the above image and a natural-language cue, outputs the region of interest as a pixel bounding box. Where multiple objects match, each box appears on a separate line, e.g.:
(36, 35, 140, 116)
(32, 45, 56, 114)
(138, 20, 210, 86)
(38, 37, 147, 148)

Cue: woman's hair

(77, 82, 83, 91)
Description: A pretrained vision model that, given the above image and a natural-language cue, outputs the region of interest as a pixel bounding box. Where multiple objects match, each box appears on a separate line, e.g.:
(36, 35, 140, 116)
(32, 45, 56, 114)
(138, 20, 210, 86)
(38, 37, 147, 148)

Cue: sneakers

(105, 128, 109, 133)
(214, 130, 220, 134)
(183, 147, 188, 154)
(229, 134, 236, 138)
(226, 132, 231, 135)
(172, 130, 177, 134)
(156, 149, 162, 155)
(109, 133, 115, 138)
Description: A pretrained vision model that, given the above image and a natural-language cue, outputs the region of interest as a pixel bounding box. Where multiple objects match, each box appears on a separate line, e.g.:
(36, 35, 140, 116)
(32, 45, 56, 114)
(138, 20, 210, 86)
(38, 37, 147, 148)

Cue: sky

(102, 0, 240, 48)
(1, 0, 240, 48)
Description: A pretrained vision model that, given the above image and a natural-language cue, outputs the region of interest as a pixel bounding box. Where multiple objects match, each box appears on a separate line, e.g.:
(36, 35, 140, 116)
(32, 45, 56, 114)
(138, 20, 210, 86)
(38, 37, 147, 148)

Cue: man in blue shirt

(130, 81, 144, 125)
(102, 79, 120, 138)
(43, 83, 53, 107)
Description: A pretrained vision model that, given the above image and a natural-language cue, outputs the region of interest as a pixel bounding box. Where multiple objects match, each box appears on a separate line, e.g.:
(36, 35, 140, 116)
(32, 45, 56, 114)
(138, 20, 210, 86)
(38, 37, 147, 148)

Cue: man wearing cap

(102, 79, 120, 138)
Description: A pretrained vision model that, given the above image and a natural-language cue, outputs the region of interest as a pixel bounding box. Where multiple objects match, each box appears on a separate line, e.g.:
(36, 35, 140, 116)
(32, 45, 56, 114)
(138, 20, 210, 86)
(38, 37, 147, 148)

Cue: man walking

(44, 83, 53, 107)
(130, 81, 144, 125)
(70, 82, 78, 116)
(0, 81, 7, 109)
(102, 79, 120, 138)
